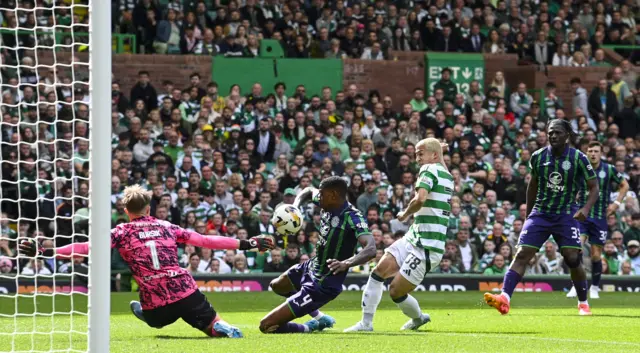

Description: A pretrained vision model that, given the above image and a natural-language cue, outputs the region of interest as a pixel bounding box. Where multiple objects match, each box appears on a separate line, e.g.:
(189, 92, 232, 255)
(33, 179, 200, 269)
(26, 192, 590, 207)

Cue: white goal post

(0, 1, 111, 352)
(89, 0, 112, 352)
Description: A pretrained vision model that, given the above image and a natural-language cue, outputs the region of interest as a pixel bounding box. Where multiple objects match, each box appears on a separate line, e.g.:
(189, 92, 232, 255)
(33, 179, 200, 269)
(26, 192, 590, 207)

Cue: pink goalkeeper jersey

(111, 216, 200, 310)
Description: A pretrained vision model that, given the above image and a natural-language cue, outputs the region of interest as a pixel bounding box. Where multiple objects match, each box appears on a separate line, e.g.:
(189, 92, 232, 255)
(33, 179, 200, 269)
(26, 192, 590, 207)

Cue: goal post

(88, 0, 112, 352)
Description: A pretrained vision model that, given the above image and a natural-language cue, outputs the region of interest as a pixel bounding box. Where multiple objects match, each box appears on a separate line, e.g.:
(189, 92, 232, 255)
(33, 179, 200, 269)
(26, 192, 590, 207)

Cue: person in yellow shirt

(206, 82, 226, 113)
(610, 67, 632, 110)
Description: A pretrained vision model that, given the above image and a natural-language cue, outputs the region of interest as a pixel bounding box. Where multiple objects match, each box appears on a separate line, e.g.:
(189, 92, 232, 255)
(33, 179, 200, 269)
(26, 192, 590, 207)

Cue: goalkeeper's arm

(19, 240, 89, 259)
(183, 231, 274, 251)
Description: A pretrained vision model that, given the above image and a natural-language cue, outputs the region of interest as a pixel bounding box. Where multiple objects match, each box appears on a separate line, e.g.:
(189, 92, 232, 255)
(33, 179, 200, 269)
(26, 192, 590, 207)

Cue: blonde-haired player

(20, 184, 274, 338)
(345, 138, 453, 332)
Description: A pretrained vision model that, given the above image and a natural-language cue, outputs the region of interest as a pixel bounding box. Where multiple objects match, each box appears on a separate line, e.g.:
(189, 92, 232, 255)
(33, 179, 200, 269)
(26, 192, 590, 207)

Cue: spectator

(624, 214, 640, 245)
(611, 67, 633, 110)
(433, 254, 460, 274)
(483, 254, 507, 275)
(552, 42, 571, 66)
(509, 83, 533, 120)
(130, 70, 157, 110)
(537, 241, 565, 275)
(602, 240, 622, 274)
(454, 228, 477, 273)
(263, 248, 287, 273)
(482, 29, 505, 54)
(588, 79, 618, 123)
(613, 97, 639, 140)
(232, 253, 250, 274)
(283, 243, 300, 268)
(533, 30, 554, 68)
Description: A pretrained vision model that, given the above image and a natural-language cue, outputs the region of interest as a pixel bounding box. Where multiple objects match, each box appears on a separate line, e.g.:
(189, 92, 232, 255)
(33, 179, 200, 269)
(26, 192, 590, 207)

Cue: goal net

(0, 1, 110, 352)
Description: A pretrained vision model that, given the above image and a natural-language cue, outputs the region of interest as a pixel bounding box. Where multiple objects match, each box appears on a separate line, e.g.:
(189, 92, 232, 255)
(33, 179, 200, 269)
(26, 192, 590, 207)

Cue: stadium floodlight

(0, 1, 111, 352)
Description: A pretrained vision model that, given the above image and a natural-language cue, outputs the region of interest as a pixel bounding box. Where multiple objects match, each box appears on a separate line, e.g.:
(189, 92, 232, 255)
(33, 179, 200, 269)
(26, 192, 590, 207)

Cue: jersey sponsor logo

(586, 163, 593, 170)
(331, 216, 340, 227)
(562, 161, 572, 171)
(599, 170, 606, 179)
(547, 172, 564, 192)
(355, 222, 368, 229)
(138, 230, 161, 239)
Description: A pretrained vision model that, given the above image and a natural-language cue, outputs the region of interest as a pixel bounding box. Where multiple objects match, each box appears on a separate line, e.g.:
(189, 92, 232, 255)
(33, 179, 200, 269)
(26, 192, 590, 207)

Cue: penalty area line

(433, 332, 640, 347)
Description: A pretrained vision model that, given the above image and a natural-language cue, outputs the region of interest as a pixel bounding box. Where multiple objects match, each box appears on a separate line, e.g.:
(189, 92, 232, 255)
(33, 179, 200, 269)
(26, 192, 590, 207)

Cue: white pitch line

(432, 332, 640, 347)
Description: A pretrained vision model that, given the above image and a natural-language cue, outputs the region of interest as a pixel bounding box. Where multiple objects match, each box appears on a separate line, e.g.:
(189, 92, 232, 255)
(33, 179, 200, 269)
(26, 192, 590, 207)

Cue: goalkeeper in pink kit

(20, 185, 274, 338)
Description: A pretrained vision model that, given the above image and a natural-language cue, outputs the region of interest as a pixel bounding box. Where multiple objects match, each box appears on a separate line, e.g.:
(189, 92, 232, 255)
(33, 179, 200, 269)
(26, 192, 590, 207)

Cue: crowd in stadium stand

(0, 1, 639, 285)
(110, 0, 638, 64)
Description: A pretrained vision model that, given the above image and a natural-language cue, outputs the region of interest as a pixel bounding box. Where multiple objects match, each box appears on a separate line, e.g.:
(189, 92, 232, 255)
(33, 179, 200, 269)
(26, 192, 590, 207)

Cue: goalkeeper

(20, 184, 274, 338)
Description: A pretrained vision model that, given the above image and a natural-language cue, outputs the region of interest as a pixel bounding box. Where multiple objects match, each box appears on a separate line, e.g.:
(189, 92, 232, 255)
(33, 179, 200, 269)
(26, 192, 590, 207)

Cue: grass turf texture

(1, 292, 639, 353)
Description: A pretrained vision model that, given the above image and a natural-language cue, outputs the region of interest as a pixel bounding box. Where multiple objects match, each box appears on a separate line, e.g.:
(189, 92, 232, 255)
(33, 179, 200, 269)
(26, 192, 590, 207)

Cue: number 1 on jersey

(145, 241, 161, 269)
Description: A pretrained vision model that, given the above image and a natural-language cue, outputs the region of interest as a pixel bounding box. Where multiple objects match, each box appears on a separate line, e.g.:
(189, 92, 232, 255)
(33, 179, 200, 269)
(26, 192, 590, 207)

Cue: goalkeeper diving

(19, 184, 274, 338)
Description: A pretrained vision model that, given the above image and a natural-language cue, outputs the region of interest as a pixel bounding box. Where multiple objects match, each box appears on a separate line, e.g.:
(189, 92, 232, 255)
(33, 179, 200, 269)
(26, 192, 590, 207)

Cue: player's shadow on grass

(156, 335, 212, 340)
(325, 330, 540, 336)
(516, 313, 640, 319)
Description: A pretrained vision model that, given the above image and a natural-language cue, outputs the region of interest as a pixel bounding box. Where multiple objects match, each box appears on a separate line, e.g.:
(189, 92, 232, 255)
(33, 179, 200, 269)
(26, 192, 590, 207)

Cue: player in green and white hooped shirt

(345, 138, 453, 333)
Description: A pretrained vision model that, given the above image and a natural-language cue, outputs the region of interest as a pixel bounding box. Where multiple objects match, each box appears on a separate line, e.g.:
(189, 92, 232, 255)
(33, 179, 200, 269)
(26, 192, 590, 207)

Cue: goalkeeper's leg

(180, 290, 243, 338)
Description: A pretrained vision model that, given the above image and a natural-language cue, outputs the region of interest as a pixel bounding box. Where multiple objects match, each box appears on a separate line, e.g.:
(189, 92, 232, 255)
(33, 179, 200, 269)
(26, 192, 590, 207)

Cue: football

(272, 204, 304, 236)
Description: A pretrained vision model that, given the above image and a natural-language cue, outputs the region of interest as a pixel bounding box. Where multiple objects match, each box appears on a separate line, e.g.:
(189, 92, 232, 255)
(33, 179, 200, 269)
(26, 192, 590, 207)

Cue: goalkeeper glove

(19, 239, 54, 257)
(239, 236, 275, 251)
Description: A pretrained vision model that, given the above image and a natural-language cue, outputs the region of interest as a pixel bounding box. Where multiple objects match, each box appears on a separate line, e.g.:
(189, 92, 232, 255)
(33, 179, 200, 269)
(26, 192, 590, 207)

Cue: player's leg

(589, 243, 603, 299)
(344, 240, 403, 332)
(556, 221, 592, 315)
(135, 303, 180, 329)
(567, 220, 589, 298)
(485, 215, 544, 314)
(588, 219, 607, 299)
(179, 290, 242, 338)
(388, 248, 432, 331)
(260, 285, 338, 334)
(269, 263, 326, 321)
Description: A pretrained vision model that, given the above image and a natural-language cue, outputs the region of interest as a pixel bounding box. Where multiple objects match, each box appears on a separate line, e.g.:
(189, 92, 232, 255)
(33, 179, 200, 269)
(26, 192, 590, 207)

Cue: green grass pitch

(1, 292, 640, 353)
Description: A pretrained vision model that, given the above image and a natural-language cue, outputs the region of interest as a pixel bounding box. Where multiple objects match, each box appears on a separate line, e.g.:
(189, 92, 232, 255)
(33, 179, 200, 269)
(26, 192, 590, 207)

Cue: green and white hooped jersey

(405, 163, 454, 254)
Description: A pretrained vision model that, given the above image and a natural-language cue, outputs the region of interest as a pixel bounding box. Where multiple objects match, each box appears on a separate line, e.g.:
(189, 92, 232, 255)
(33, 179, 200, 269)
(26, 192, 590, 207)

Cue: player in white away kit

(345, 138, 453, 332)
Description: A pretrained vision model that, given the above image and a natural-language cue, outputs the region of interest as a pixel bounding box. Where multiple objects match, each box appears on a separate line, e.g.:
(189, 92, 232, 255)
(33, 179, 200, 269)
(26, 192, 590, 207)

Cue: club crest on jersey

(331, 216, 340, 227)
(562, 161, 572, 171)
(599, 170, 606, 179)
(547, 172, 564, 192)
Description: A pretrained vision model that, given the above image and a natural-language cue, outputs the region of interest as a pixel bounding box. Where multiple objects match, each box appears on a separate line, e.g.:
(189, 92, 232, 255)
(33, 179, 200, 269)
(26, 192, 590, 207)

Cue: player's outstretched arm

(184, 231, 274, 251)
(19, 240, 89, 259)
(293, 187, 318, 208)
(397, 188, 429, 222)
(327, 234, 376, 274)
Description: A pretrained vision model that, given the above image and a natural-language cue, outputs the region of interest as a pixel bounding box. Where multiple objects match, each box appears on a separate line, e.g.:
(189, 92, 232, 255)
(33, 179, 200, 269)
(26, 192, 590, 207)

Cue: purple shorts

(578, 217, 608, 246)
(519, 211, 582, 250)
(285, 260, 342, 318)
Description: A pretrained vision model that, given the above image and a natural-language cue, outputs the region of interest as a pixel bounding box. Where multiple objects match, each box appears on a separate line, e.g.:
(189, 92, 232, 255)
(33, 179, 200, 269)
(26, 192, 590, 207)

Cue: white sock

(579, 300, 588, 305)
(361, 274, 384, 326)
(395, 295, 422, 320)
(500, 292, 511, 303)
(313, 311, 324, 320)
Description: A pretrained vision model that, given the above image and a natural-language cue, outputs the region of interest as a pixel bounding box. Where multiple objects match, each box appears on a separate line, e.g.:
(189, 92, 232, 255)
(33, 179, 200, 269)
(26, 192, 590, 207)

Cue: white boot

(566, 286, 577, 298)
(343, 321, 373, 333)
(589, 285, 600, 299)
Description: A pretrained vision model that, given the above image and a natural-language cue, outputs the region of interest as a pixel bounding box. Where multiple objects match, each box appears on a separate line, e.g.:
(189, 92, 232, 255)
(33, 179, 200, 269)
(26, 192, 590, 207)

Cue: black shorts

(142, 290, 216, 331)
